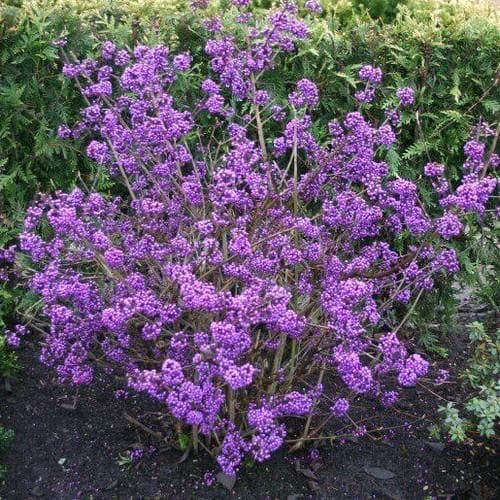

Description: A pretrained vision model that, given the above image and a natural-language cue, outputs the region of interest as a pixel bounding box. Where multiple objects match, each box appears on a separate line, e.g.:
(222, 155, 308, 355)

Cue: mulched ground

(0, 306, 498, 499)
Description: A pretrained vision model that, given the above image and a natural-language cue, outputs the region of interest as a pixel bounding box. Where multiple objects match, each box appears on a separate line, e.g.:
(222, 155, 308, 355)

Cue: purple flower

(424, 162, 445, 177)
(202, 78, 220, 95)
(57, 125, 72, 139)
(381, 391, 399, 407)
(396, 87, 415, 107)
(5, 325, 27, 348)
(203, 17, 223, 33)
(254, 90, 270, 106)
(104, 248, 125, 269)
(62, 64, 82, 78)
(398, 354, 429, 387)
(101, 41, 117, 60)
(305, 0, 323, 14)
(130, 448, 145, 463)
(434, 369, 449, 385)
(353, 425, 368, 437)
(330, 398, 350, 417)
(464, 140, 485, 162)
(359, 65, 383, 84)
(83, 104, 101, 123)
(385, 108, 401, 126)
(173, 52, 192, 72)
(206, 94, 225, 114)
(377, 124, 396, 147)
(436, 212, 463, 239)
(217, 427, 247, 475)
(289, 78, 319, 108)
(52, 37, 67, 48)
(355, 88, 375, 103)
(115, 49, 130, 66)
(223, 363, 256, 389)
(203, 471, 216, 486)
(86, 141, 109, 164)
(271, 104, 286, 121)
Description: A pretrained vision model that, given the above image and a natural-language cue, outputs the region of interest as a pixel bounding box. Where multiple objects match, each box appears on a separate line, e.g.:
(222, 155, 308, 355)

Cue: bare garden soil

(1, 305, 498, 500)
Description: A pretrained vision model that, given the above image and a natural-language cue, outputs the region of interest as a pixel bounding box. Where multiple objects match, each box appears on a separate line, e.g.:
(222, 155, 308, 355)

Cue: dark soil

(1, 307, 498, 499)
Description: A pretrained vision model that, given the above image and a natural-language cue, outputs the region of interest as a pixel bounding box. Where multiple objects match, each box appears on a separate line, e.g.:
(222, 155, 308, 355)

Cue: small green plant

(0, 427, 14, 450)
(0, 426, 14, 479)
(0, 333, 19, 379)
(117, 450, 133, 469)
(439, 322, 499, 442)
(117, 448, 145, 468)
(177, 432, 191, 451)
(0, 265, 20, 379)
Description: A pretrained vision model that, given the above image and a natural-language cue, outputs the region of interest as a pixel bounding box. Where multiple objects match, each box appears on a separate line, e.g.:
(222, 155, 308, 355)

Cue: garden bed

(0, 1, 498, 498)
(1, 307, 497, 499)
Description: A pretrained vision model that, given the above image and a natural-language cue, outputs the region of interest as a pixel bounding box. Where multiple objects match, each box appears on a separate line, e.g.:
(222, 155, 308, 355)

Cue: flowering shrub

(14, 1, 497, 475)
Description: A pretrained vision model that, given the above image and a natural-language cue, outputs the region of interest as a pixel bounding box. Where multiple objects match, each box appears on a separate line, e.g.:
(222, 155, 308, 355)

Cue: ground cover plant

(10, 0, 498, 477)
(437, 321, 500, 443)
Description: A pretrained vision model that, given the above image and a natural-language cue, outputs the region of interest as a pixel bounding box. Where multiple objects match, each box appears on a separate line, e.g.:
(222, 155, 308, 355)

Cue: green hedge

(0, 0, 498, 346)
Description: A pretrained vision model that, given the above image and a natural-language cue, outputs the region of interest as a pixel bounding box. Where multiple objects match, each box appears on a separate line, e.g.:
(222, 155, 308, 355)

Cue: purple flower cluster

(398, 354, 429, 387)
(359, 64, 383, 84)
(0, 244, 16, 283)
(5, 324, 27, 348)
(305, 0, 323, 14)
(330, 398, 349, 417)
(355, 65, 384, 103)
(396, 87, 415, 107)
(289, 79, 319, 108)
(16, 0, 496, 475)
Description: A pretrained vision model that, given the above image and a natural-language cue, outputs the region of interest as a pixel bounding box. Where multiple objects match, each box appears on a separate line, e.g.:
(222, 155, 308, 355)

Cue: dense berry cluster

(14, 0, 497, 475)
